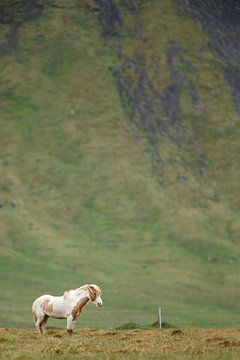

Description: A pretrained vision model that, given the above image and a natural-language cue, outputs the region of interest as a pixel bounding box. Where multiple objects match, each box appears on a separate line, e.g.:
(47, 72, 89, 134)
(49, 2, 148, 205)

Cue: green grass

(0, 0, 239, 330)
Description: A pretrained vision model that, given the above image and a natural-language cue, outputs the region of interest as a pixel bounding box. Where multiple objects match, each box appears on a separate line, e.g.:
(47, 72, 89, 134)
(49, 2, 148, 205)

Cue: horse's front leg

(66, 315, 76, 335)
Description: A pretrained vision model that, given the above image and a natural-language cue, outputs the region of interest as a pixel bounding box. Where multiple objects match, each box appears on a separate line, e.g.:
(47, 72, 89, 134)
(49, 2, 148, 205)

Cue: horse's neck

(73, 288, 88, 301)
(63, 288, 89, 304)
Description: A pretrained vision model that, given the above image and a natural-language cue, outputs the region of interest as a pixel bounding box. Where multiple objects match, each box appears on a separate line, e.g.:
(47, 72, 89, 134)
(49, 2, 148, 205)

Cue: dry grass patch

(0, 328, 239, 360)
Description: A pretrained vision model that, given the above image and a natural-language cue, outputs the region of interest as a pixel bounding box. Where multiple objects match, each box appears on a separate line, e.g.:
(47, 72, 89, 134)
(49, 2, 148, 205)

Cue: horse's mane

(77, 285, 89, 292)
(63, 285, 89, 299)
(63, 289, 73, 299)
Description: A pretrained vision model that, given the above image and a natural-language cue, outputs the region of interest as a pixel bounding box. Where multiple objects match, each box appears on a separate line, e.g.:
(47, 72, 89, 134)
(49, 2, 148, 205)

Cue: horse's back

(32, 294, 53, 314)
(32, 294, 67, 319)
(32, 294, 51, 305)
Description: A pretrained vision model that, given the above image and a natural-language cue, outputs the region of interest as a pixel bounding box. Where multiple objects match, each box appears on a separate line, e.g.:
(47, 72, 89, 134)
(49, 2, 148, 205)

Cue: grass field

(0, 0, 239, 329)
(0, 328, 239, 360)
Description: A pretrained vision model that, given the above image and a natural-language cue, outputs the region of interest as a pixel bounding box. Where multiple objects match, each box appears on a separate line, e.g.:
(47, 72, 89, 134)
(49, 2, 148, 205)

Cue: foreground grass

(0, 0, 240, 329)
(0, 328, 239, 360)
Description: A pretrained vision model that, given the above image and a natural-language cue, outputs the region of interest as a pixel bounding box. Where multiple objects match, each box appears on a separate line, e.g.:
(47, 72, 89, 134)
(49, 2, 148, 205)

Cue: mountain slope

(0, 0, 239, 328)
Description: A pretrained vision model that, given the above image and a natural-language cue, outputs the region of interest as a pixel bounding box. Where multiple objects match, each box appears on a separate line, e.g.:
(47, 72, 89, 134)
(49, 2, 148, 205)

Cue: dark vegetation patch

(94, 0, 141, 39)
(0, 0, 44, 55)
(0, 336, 9, 343)
(94, 0, 208, 178)
(117, 320, 172, 330)
(176, 0, 240, 114)
(171, 329, 183, 336)
(0, 0, 44, 25)
(117, 321, 141, 330)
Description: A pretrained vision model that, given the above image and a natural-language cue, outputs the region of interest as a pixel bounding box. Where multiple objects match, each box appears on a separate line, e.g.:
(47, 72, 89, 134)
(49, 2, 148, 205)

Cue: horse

(32, 284, 103, 334)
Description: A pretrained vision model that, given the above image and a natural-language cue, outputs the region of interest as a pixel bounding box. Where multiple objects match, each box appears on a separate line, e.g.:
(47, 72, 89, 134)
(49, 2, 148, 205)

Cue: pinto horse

(32, 284, 103, 334)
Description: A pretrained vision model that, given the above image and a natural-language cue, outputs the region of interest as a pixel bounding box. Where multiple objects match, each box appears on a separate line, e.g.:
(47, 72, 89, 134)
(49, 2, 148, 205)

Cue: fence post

(158, 306, 162, 329)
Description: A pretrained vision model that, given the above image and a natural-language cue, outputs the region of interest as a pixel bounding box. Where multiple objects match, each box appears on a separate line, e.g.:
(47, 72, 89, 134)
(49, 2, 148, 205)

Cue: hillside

(0, 0, 239, 329)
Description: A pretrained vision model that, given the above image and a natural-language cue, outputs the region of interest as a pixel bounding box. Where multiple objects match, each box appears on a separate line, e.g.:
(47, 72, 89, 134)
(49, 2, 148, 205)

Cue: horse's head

(88, 284, 103, 307)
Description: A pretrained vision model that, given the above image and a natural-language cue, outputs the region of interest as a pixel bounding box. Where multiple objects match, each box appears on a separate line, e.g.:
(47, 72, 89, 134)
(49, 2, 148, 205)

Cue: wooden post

(158, 306, 162, 329)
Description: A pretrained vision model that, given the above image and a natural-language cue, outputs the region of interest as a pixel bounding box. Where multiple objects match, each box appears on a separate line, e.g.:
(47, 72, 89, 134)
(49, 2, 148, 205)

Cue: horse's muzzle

(96, 300, 103, 307)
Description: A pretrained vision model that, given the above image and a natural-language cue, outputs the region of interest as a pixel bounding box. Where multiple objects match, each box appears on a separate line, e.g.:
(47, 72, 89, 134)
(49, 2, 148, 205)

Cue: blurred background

(0, 0, 239, 329)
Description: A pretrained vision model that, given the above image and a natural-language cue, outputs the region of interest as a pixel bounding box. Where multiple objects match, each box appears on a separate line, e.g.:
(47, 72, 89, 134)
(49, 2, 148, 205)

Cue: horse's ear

(90, 284, 102, 296)
(88, 285, 96, 301)
(88, 285, 95, 294)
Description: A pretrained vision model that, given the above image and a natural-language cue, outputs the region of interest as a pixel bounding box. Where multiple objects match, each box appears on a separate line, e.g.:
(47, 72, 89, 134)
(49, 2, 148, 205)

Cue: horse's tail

(32, 298, 39, 324)
(32, 307, 38, 323)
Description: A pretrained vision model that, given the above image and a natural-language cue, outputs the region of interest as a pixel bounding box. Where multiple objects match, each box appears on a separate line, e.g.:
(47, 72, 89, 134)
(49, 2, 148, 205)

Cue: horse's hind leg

(41, 315, 49, 332)
(36, 315, 46, 334)
(32, 309, 43, 334)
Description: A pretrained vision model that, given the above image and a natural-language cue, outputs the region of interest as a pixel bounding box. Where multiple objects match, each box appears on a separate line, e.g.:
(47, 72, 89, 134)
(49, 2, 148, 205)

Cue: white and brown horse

(32, 284, 103, 334)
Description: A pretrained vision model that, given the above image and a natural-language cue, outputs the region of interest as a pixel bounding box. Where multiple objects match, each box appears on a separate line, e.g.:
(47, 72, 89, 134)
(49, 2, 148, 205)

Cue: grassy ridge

(0, 0, 239, 328)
